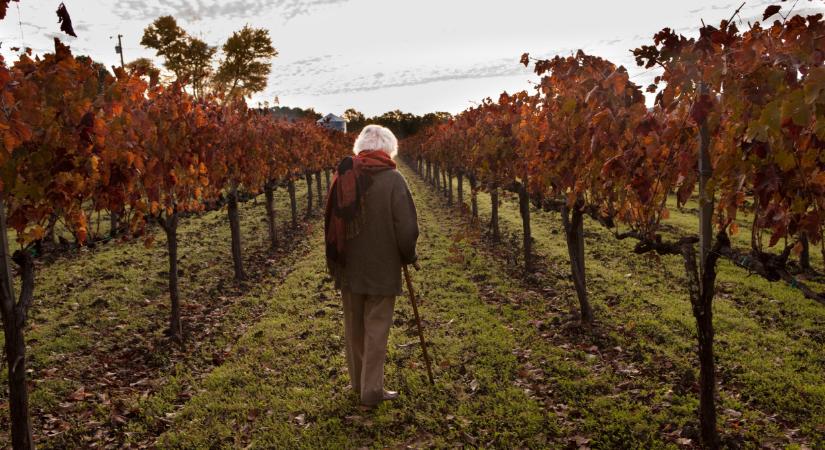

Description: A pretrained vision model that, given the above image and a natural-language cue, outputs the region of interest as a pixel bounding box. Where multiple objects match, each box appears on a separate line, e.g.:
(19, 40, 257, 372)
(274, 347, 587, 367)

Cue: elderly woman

(325, 124, 419, 407)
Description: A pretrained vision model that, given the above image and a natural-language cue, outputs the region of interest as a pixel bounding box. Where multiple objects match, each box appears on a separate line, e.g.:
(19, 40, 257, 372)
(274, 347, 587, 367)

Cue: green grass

(447, 167, 825, 447)
(0, 179, 319, 448)
(157, 167, 558, 448)
(0, 163, 823, 448)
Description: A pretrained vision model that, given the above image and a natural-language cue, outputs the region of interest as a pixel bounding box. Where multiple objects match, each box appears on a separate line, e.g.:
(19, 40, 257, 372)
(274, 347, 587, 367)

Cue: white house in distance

(317, 113, 347, 133)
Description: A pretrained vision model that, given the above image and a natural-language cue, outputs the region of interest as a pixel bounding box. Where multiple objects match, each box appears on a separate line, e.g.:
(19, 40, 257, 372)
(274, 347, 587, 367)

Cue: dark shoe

(382, 390, 399, 401)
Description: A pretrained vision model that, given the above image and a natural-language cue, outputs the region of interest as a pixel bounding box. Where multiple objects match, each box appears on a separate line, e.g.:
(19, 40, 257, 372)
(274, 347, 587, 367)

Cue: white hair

(353, 124, 398, 158)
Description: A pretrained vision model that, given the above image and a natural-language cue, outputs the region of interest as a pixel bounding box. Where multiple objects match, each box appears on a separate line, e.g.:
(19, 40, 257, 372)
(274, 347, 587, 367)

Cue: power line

(16, 2, 24, 47)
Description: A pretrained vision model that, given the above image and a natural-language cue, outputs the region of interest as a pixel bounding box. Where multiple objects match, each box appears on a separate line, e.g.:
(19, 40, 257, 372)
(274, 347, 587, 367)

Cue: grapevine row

(0, 39, 351, 448)
(405, 7, 825, 448)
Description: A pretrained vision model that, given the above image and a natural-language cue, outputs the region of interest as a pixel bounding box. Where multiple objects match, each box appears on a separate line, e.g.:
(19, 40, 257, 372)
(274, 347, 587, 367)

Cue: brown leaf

(0, 0, 18, 21)
(56, 2, 77, 37)
(69, 386, 88, 401)
(247, 408, 260, 421)
(763, 5, 781, 21)
(571, 435, 590, 446)
(690, 92, 714, 124)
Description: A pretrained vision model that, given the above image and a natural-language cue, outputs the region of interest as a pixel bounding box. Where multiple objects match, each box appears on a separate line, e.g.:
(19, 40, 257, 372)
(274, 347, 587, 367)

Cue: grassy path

(157, 165, 566, 448)
(156, 163, 825, 448)
(8, 159, 821, 447)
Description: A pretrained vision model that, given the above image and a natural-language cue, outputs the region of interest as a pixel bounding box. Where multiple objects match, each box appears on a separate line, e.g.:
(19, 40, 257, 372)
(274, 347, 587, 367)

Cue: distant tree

(269, 105, 321, 122)
(365, 109, 443, 138)
(184, 37, 216, 98)
(140, 15, 216, 97)
(141, 16, 187, 76)
(343, 108, 366, 133)
(126, 57, 161, 87)
(420, 111, 452, 131)
(214, 26, 277, 99)
(343, 108, 365, 123)
(425, 111, 453, 123)
(342, 109, 451, 138)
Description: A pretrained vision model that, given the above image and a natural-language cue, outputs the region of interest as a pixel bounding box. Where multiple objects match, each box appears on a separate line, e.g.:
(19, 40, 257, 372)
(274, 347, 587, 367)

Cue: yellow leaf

(774, 149, 796, 171)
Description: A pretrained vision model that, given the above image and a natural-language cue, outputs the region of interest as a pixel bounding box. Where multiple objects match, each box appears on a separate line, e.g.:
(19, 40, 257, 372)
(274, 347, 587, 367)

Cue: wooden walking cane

(402, 263, 435, 385)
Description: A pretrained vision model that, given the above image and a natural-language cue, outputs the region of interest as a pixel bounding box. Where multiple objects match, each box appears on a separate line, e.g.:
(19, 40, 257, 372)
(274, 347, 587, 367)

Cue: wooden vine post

(0, 197, 33, 450)
(695, 81, 719, 449)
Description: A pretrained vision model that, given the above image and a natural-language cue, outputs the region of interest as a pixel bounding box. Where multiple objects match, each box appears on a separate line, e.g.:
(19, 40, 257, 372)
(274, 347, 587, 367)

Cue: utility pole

(115, 34, 125, 68)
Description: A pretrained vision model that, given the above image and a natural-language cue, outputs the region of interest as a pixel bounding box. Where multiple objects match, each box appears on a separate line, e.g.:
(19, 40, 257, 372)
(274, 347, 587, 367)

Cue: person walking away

(325, 124, 419, 407)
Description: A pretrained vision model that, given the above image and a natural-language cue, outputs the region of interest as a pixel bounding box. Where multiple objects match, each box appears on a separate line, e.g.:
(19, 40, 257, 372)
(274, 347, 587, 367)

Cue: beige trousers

(341, 288, 396, 405)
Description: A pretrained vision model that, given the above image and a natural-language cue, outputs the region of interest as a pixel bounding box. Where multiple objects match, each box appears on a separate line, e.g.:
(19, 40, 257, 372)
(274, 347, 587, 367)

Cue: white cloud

(2, 0, 822, 116)
(115, 0, 353, 22)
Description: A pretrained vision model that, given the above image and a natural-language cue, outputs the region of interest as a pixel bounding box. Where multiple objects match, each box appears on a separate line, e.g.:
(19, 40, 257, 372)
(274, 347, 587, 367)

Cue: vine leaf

(0, 0, 19, 21)
(763, 5, 781, 21)
(56, 2, 77, 37)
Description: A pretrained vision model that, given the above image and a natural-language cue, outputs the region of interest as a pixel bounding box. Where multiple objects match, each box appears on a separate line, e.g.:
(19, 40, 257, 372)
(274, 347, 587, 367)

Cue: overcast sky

(1, 1, 822, 116)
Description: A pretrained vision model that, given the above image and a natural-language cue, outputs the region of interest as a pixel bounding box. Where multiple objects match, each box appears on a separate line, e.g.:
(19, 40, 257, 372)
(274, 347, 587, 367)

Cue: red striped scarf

(325, 150, 397, 272)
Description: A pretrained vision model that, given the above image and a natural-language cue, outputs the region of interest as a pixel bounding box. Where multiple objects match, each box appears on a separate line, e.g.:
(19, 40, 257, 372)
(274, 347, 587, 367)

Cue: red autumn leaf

(690, 93, 714, 124)
(78, 111, 95, 147)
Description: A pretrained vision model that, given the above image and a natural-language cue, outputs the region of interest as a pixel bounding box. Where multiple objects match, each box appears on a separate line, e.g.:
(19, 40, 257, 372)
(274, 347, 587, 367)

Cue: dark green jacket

(335, 169, 419, 296)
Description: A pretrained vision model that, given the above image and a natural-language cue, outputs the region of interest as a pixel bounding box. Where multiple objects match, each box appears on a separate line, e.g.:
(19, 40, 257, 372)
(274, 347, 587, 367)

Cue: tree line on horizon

(130, 15, 276, 100)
